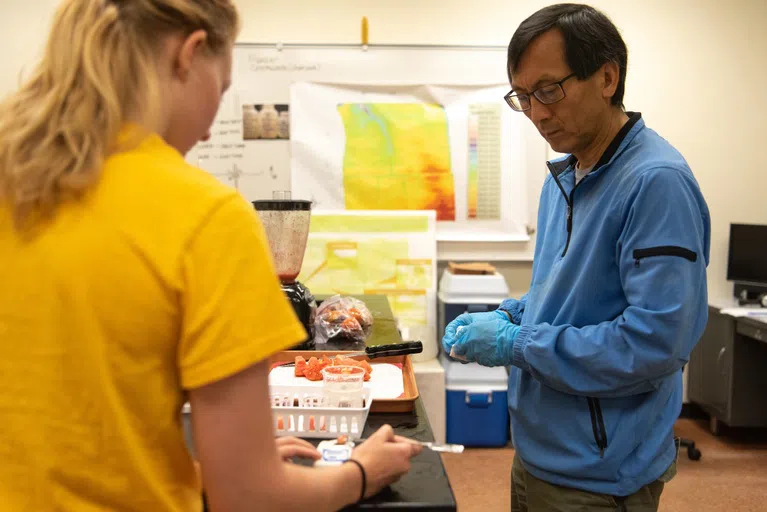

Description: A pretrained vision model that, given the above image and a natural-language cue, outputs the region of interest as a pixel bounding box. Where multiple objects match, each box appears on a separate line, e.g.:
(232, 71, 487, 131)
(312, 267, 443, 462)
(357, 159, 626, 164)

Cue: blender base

(282, 281, 317, 350)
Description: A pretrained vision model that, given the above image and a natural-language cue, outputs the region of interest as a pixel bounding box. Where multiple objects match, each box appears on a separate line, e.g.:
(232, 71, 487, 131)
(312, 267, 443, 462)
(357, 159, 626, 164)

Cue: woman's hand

(350, 425, 423, 498)
(276, 436, 321, 462)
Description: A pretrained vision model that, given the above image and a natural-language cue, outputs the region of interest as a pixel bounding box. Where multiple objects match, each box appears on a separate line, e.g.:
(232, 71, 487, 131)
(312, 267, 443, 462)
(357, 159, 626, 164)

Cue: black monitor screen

(727, 223, 767, 285)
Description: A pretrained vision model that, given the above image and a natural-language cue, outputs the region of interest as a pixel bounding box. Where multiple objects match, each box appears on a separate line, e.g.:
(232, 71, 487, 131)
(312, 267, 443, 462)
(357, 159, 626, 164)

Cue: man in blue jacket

(442, 4, 710, 511)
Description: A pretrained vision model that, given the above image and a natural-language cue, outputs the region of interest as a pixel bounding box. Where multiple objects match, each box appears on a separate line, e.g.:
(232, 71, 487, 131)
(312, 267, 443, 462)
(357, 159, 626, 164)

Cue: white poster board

(298, 210, 438, 360)
(290, 82, 528, 241)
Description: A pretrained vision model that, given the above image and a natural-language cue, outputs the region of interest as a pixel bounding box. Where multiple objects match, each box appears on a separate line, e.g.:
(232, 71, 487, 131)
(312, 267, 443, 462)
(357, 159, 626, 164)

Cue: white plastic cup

(322, 365, 365, 408)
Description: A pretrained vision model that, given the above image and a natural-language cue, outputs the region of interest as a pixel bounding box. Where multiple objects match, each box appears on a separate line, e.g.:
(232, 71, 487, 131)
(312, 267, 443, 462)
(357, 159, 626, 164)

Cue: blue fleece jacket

(500, 113, 710, 496)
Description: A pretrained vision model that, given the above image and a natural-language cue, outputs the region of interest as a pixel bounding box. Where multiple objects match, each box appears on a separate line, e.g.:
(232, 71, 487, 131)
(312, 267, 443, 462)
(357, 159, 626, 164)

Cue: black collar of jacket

(547, 111, 642, 177)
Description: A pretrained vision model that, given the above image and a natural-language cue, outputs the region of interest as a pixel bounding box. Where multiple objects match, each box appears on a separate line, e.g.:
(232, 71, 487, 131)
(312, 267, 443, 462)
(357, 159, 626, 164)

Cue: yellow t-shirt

(0, 130, 306, 511)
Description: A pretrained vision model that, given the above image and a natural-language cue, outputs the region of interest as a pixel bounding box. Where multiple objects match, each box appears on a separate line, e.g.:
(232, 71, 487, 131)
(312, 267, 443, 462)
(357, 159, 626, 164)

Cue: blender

(253, 193, 316, 350)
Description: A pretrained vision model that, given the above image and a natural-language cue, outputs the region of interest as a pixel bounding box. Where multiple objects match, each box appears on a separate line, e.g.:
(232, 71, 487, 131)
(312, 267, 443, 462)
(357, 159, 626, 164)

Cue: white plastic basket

(269, 384, 373, 440)
(181, 386, 373, 442)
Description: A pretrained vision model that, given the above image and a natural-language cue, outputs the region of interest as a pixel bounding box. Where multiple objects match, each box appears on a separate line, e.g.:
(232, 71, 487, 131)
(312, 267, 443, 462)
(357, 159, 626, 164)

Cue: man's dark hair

(507, 4, 628, 107)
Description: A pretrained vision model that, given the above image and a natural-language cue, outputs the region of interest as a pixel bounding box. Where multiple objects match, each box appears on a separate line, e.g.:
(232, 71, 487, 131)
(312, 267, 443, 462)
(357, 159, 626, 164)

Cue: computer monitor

(727, 223, 767, 292)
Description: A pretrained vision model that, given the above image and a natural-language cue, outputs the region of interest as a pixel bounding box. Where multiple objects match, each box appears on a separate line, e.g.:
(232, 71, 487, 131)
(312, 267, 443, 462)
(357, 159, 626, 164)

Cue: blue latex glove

(450, 318, 521, 367)
(442, 310, 509, 355)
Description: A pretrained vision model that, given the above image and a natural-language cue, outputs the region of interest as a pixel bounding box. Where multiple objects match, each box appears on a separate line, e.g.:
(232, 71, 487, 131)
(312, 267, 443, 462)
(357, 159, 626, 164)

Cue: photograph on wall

(242, 103, 290, 140)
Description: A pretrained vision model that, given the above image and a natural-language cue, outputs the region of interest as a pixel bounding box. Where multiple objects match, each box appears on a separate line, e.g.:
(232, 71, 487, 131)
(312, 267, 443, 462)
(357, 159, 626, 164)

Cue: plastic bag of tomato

(314, 295, 373, 344)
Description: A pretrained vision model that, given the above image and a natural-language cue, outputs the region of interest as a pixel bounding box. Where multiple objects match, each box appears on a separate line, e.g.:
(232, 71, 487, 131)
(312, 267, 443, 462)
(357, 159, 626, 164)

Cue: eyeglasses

(504, 73, 577, 112)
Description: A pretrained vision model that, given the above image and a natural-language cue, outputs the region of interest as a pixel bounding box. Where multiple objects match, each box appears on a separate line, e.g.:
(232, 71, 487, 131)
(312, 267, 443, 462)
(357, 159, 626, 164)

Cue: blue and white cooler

(438, 268, 511, 447)
(443, 354, 510, 447)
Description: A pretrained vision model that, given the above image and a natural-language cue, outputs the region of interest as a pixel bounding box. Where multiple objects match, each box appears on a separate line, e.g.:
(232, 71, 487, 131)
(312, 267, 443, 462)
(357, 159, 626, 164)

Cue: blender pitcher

(253, 193, 316, 349)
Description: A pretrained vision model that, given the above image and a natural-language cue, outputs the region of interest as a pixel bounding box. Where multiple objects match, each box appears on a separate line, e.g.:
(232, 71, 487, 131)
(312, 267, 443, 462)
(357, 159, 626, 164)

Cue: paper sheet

(298, 210, 438, 359)
(467, 103, 502, 220)
(186, 91, 291, 199)
(290, 82, 529, 241)
(269, 363, 405, 400)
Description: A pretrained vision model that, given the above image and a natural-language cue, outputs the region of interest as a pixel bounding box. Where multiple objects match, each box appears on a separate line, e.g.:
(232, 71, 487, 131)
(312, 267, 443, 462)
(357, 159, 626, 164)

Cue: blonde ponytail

(0, 0, 239, 229)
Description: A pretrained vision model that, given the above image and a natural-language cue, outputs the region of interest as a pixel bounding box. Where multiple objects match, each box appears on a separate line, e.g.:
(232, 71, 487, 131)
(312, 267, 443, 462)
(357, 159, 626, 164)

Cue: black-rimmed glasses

(504, 73, 577, 112)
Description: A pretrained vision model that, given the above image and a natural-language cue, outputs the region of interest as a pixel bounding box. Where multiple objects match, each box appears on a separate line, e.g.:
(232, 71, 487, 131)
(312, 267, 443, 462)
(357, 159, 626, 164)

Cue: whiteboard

(186, 44, 548, 255)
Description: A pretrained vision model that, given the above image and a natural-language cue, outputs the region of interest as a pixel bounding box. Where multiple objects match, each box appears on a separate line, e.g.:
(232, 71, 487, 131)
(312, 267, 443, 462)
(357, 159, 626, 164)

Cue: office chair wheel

(709, 416, 722, 436)
(687, 445, 702, 461)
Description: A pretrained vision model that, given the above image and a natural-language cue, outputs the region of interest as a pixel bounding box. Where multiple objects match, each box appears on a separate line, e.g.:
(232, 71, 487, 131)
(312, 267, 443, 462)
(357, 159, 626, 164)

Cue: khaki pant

(511, 454, 676, 512)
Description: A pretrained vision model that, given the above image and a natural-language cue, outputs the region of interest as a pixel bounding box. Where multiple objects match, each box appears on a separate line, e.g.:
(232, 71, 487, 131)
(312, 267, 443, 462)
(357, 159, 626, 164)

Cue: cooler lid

(441, 355, 509, 391)
(438, 269, 510, 304)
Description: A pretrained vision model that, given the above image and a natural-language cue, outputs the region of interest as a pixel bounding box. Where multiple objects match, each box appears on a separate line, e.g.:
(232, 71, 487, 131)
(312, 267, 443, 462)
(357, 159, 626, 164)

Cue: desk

(687, 299, 767, 434)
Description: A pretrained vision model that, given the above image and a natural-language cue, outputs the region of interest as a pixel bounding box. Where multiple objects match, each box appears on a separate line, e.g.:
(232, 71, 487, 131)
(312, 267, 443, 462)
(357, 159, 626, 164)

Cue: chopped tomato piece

(294, 356, 307, 377)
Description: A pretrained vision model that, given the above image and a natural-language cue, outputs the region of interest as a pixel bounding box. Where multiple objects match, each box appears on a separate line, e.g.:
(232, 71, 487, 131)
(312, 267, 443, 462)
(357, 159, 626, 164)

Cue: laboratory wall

(2, 0, 766, 303)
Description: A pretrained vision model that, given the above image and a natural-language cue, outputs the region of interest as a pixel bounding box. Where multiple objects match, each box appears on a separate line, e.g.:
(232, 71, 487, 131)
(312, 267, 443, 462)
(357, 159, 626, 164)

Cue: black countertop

(297, 397, 456, 511)
(197, 396, 456, 511)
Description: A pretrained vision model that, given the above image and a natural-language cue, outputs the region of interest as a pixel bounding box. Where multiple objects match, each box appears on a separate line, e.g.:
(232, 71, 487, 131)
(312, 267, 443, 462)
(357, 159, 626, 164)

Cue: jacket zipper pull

(600, 446, 605, 458)
(634, 258, 640, 268)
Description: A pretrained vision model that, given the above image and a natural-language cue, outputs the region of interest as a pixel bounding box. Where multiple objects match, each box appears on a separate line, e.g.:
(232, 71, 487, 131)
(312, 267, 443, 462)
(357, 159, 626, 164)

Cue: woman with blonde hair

(0, 1, 421, 510)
